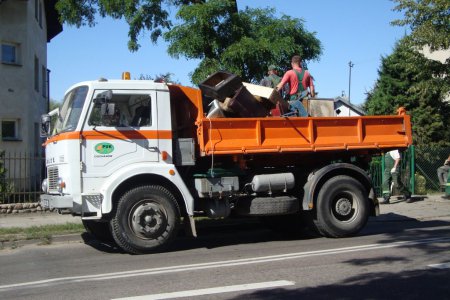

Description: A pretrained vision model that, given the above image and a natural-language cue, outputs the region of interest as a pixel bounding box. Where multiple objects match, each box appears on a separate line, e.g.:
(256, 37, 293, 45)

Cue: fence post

(410, 145, 415, 195)
(381, 152, 385, 196)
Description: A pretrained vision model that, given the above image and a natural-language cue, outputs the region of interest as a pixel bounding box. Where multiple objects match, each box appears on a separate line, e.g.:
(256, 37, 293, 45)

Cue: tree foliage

(55, 0, 190, 51)
(165, 1, 321, 84)
(364, 38, 450, 148)
(137, 72, 180, 84)
(54, 0, 322, 84)
(365, 0, 450, 149)
(391, 0, 450, 51)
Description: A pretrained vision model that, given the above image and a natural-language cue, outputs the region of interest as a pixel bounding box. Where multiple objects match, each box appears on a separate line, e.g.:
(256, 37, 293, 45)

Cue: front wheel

(313, 175, 369, 237)
(110, 185, 181, 254)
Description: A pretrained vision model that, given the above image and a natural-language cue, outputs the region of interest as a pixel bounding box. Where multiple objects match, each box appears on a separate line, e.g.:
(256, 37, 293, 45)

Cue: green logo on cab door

(95, 143, 114, 154)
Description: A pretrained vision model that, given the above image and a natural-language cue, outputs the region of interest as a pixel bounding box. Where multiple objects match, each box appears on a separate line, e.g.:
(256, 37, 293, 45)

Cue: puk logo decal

(95, 143, 114, 154)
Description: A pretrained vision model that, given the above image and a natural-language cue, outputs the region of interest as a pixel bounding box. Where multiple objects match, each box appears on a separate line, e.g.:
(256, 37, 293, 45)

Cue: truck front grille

(47, 167, 59, 191)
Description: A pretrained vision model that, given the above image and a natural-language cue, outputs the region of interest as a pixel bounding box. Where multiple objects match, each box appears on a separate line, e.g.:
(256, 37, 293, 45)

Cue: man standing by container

(260, 65, 281, 88)
(276, 55, 315, 116)
(381, 150, 412, 204)
(437, 154, 450, 191)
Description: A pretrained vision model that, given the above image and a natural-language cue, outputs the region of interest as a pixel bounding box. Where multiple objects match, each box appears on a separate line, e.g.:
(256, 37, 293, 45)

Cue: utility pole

(348, 61, 354, 116)
(348, 61, 354, 103)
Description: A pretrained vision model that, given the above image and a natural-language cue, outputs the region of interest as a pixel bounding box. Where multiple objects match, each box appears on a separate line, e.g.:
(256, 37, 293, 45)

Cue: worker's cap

(268, 65, 277, 71)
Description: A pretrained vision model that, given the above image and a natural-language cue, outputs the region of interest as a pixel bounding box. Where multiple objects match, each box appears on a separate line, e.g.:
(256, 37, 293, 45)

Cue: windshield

(53, 86, 88, 135)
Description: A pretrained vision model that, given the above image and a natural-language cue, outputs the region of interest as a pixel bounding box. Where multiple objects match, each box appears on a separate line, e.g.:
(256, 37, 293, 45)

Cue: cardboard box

(303, 98, 335, 117)
(243, 82, 282, 106)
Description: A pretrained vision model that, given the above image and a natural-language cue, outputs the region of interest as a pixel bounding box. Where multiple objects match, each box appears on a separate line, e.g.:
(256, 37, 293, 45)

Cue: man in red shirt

(277, 55, 315, 98)
(276, 55, 315, 116)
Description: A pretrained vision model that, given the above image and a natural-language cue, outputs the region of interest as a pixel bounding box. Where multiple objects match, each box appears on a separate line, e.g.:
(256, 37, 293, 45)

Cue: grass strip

(0, 222, 85, 243)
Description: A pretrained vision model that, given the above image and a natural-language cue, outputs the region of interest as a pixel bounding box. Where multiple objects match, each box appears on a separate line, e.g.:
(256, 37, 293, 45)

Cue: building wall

(420, 46, 450, 103)
(0, 0, 48, 155)
(334, 102, 363, 117)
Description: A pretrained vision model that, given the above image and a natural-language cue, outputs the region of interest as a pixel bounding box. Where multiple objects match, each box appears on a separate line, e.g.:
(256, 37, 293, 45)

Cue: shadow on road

(81, 213, 450, 256)
(225, 268, 450, 299)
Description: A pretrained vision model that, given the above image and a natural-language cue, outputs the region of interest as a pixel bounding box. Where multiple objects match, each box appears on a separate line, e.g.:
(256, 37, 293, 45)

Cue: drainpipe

(46, 68, 51, 112)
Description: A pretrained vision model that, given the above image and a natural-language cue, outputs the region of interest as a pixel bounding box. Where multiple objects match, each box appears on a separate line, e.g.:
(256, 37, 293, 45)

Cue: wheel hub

(131, 202, 166, 238)
(335, 197, 352, 216)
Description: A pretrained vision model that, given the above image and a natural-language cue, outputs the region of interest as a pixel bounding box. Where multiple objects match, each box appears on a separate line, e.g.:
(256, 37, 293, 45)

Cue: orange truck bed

(196, 115, 412, 155)
(170, 85, 413, 156)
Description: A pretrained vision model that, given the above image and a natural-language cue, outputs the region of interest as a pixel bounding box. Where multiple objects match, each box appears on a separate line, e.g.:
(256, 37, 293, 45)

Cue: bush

(414, 173, 427, 195)
(0, 150, 12, 204)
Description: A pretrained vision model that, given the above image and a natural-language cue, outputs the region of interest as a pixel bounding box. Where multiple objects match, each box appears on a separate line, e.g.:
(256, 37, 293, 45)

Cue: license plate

(41, 197, 49, 208)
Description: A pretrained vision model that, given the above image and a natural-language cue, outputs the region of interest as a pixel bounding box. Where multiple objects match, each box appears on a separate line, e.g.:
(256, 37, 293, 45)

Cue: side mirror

(40, 107, 60, 137)
(40, 114, 51, 137)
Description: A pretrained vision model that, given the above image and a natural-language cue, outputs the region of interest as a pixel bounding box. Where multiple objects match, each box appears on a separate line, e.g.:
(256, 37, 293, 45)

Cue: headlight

(41, 178, 48, 193)
(57, 178, 66, 194)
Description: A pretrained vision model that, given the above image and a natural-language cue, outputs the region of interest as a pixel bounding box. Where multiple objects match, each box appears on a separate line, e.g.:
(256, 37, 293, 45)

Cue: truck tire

(235, 196, 299, 216)
(110, 185, 180, 254)
(82, 220, 114, 243)
(313, 175, 369, 238)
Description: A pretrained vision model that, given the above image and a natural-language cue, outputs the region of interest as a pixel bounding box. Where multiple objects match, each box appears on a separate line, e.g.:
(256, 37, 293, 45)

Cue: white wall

(334, 102, 362, 117)
(0, 0, 48, 155)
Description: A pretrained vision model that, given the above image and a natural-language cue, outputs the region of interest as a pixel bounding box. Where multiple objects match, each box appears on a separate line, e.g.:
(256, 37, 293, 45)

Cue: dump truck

(40, 73, 413, 254)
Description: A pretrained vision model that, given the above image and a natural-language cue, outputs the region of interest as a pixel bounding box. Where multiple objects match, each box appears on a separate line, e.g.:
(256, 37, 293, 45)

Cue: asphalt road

(0, 213, 449, 300)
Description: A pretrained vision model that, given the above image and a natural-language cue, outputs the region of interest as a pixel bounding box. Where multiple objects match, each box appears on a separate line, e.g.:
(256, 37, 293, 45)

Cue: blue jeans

(288, 99, 308, 117)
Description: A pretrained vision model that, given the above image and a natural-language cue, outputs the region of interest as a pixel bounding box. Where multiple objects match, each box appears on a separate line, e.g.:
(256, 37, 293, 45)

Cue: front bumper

(40, 194, 73, 210)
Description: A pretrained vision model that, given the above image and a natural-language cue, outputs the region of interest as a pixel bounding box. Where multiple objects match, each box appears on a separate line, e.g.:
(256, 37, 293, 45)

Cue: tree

(137, 72, 180, 84)
(49, 98, 61, 111)
(54, 0, 322, 84)
(391, 0, 450, 51)
(165, 2, 321, 84)
(364, 38, 450, 148)
(366, 0, 450, 149)
(48, 99, 62, 129)
(55, 0, 193, 51)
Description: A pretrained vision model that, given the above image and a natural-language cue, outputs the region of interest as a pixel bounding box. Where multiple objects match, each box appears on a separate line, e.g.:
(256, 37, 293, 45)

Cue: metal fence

(414, 146, 450, 195)
(0, 151, 45, 204)
(370, 146, 450, 197)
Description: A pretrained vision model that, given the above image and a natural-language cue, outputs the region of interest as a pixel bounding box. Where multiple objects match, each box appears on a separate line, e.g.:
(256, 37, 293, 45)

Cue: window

(42, 66, 47, 98)
(38, 0, 43, 28)
(1, 120, 20, 141)
(35, 0, 38, 21)
(1, 43, 19, 64)
(88, 92, 152, 128)
(34, 56, 39, 92)
(53, 86, 89, 134)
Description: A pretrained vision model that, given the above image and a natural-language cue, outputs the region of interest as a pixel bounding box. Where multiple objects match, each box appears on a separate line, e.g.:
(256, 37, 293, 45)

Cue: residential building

(420, 46, 450, 103)
(334, 96, 365, 117)
(0, 0, 62, 200)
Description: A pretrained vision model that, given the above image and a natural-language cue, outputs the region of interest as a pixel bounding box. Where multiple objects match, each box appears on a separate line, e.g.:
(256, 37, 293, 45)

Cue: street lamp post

(348, 61, 354, 116)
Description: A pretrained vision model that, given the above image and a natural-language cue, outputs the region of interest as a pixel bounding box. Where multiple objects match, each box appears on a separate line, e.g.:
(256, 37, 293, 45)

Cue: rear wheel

(313, 175, 369, 237)
(110, 185, 180, 254)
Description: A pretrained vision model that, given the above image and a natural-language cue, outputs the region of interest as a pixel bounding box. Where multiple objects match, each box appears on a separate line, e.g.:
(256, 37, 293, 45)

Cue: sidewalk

(0, 194, 449, 229)
(0, 212, 82, 229)
(377, 193, 450, 221)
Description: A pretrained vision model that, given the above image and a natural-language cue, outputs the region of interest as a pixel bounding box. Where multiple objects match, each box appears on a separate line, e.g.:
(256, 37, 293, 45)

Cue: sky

(48, 0, 407, 106)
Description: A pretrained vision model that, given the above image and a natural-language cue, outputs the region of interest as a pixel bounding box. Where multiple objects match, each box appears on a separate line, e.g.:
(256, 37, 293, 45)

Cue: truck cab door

(81, 89, 159, 182)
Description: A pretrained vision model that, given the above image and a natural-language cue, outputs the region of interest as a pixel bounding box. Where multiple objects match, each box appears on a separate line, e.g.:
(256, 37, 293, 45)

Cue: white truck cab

(41, 79, 196, 252)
